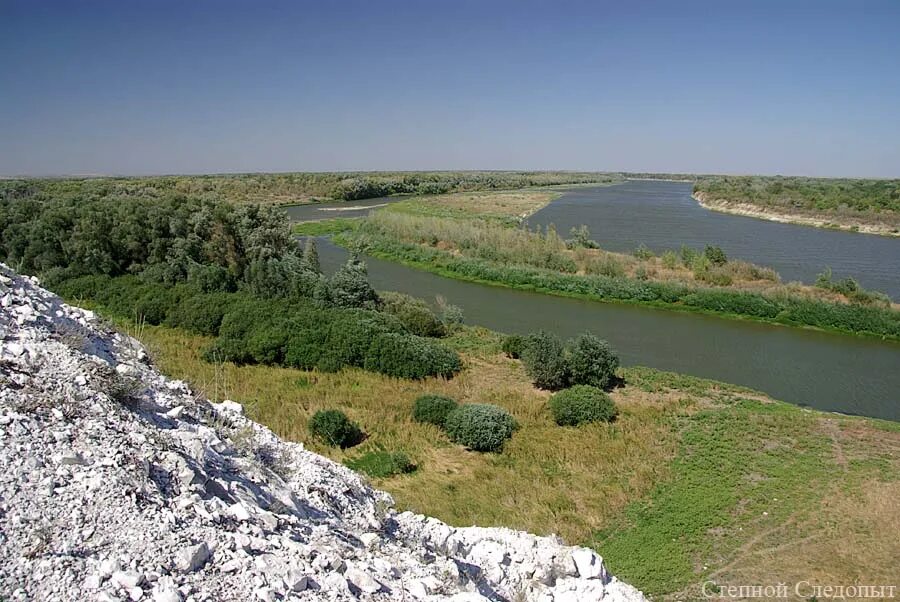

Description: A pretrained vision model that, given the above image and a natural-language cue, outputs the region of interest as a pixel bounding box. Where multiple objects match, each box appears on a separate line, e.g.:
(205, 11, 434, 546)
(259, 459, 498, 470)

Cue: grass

(132, 319, 900, 598)
(292, 217, 360, 236)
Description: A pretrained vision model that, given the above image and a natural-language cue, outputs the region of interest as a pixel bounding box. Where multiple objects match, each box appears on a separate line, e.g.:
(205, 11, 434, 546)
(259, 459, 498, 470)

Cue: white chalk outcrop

(0, 264, 646, 602)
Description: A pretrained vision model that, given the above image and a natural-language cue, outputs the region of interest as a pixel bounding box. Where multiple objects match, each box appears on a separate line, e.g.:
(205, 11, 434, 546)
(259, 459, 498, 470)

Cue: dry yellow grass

(138, 324, 677, 542)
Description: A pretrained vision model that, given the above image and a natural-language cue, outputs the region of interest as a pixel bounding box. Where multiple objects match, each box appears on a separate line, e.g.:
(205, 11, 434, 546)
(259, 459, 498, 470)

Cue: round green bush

(412, 395, 458, 428)
(379, 291, 445, 337)
(444, 403, 517, 452)
(521, 331, 570, 390)
(309, 409, 362, 448)
(501, 334, 526, 359)
(364, 333, 462, 380)
(567, 333, 619, 389)
(549, 385, 618, 426)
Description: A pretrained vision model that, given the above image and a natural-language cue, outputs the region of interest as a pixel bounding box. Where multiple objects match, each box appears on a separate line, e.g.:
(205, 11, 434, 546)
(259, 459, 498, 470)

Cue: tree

(521, 331, 570, 390)
(328, 257, 378, 308)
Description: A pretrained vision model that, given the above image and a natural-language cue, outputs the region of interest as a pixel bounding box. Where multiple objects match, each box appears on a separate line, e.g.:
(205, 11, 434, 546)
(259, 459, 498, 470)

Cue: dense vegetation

(515, 331, 620, 391)
(1, 192, 462, 379)
(693, 175, 900, 216)
(0, 171, 621, 207)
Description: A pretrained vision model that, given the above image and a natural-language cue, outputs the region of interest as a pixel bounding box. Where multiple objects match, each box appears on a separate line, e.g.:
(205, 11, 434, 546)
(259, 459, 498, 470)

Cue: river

(315, 238, 900, 422)
(528, 180, 900, 300)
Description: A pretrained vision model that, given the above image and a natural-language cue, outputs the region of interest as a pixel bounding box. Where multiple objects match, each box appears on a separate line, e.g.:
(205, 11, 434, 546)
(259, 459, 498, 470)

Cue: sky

(1, 0, 899, 177)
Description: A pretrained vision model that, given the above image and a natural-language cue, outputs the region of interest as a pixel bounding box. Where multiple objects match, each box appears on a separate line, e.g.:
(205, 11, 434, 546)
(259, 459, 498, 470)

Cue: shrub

(501, 334, 526, 359)
(188, 264, 236, 293)
(436, 295, 465, 330)
(283, 326, 329, 369)
(704, 245, 728, 266)
(323, 315, 391, 367)
(166, 293, 234, 335)
(567, 333, 619, 389)
(549, 385, 617, 426)
(521, 331, 570, 390)
(379, 291, 445, 337)
(364, 333, 462, 379)
(344, 450, 416, 478)
(328, 258, 379, 308)
(412, 394, 458, 428)
(308, 410, 362, 448)
(661, 250, 678, 269)
(246, 323, 290, 365)
(634, 244, 654, 260)
(444, 404, 517, 452)
(133, 290, 174, 325)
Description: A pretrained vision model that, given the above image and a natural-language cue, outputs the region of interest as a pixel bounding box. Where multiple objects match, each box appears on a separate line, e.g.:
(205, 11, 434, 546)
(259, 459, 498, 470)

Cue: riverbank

(333, 235, 900, 341)
(309, 188, 900, 340)
(693, 191, 900, 237)
(132, 317, 900, 600)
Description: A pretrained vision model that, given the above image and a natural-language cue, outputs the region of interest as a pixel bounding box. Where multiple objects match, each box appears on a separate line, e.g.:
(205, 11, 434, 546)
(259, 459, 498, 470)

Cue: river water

(316, 239, 900, 422)
(528, 180, 900, 299)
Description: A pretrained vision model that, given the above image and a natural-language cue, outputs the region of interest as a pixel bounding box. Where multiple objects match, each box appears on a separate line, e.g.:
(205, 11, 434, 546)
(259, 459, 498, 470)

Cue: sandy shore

(692, 192, 900, 237)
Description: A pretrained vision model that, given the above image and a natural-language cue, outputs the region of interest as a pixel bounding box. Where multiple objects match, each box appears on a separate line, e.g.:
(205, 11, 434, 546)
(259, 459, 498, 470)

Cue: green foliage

(308, 410, 363, 448)
(567, 225, 599, 249)
(444, 403, 518, 452)
(661, 250, 678, 269)
(634, 244, 655, 260)
(815, 267, 890, 306)
(412, 394, 459, 428)
(364, 333, 462, 380)
(501, 334, 526, 359)
(302, 237, 322, 274)
(379, 291, 445, 337)
(567, 333, 620, 389)
(549, 385, 618, 426)
(187, 264, 236, 293)
(703, 245, 728, 266)
(166, 293, 235, 336)
(344, 450, 416, 478)
(327, 258, 379, 309)
(436, 295, 465, 330)
(694, 175, 900, 219)
(321, 313, 394, 367)
(521, 331, 570, 390)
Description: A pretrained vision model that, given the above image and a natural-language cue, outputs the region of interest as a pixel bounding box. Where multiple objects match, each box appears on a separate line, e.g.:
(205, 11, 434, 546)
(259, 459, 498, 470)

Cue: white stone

(164, 406, 184, 419)
(345, 566, 381, 593)
(571, 548, 605, 580)
(151, 587, 182, 602)
(175, 543, 210, 573)
(111, 570, 144, 588)
(229, 502, 251, 522)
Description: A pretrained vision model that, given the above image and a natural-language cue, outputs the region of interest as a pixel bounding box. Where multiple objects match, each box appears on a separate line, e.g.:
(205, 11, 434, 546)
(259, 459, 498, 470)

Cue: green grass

(344, 449, 417, 478)
(593, 400, 830, 594)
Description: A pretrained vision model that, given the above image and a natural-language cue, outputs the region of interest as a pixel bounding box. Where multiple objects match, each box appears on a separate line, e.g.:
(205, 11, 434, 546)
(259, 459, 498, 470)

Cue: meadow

(131, 319, 900, 600)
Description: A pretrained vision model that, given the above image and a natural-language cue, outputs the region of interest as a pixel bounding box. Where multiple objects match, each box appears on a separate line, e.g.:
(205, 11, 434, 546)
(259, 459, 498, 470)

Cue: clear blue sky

(1, 0, 898, 177)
